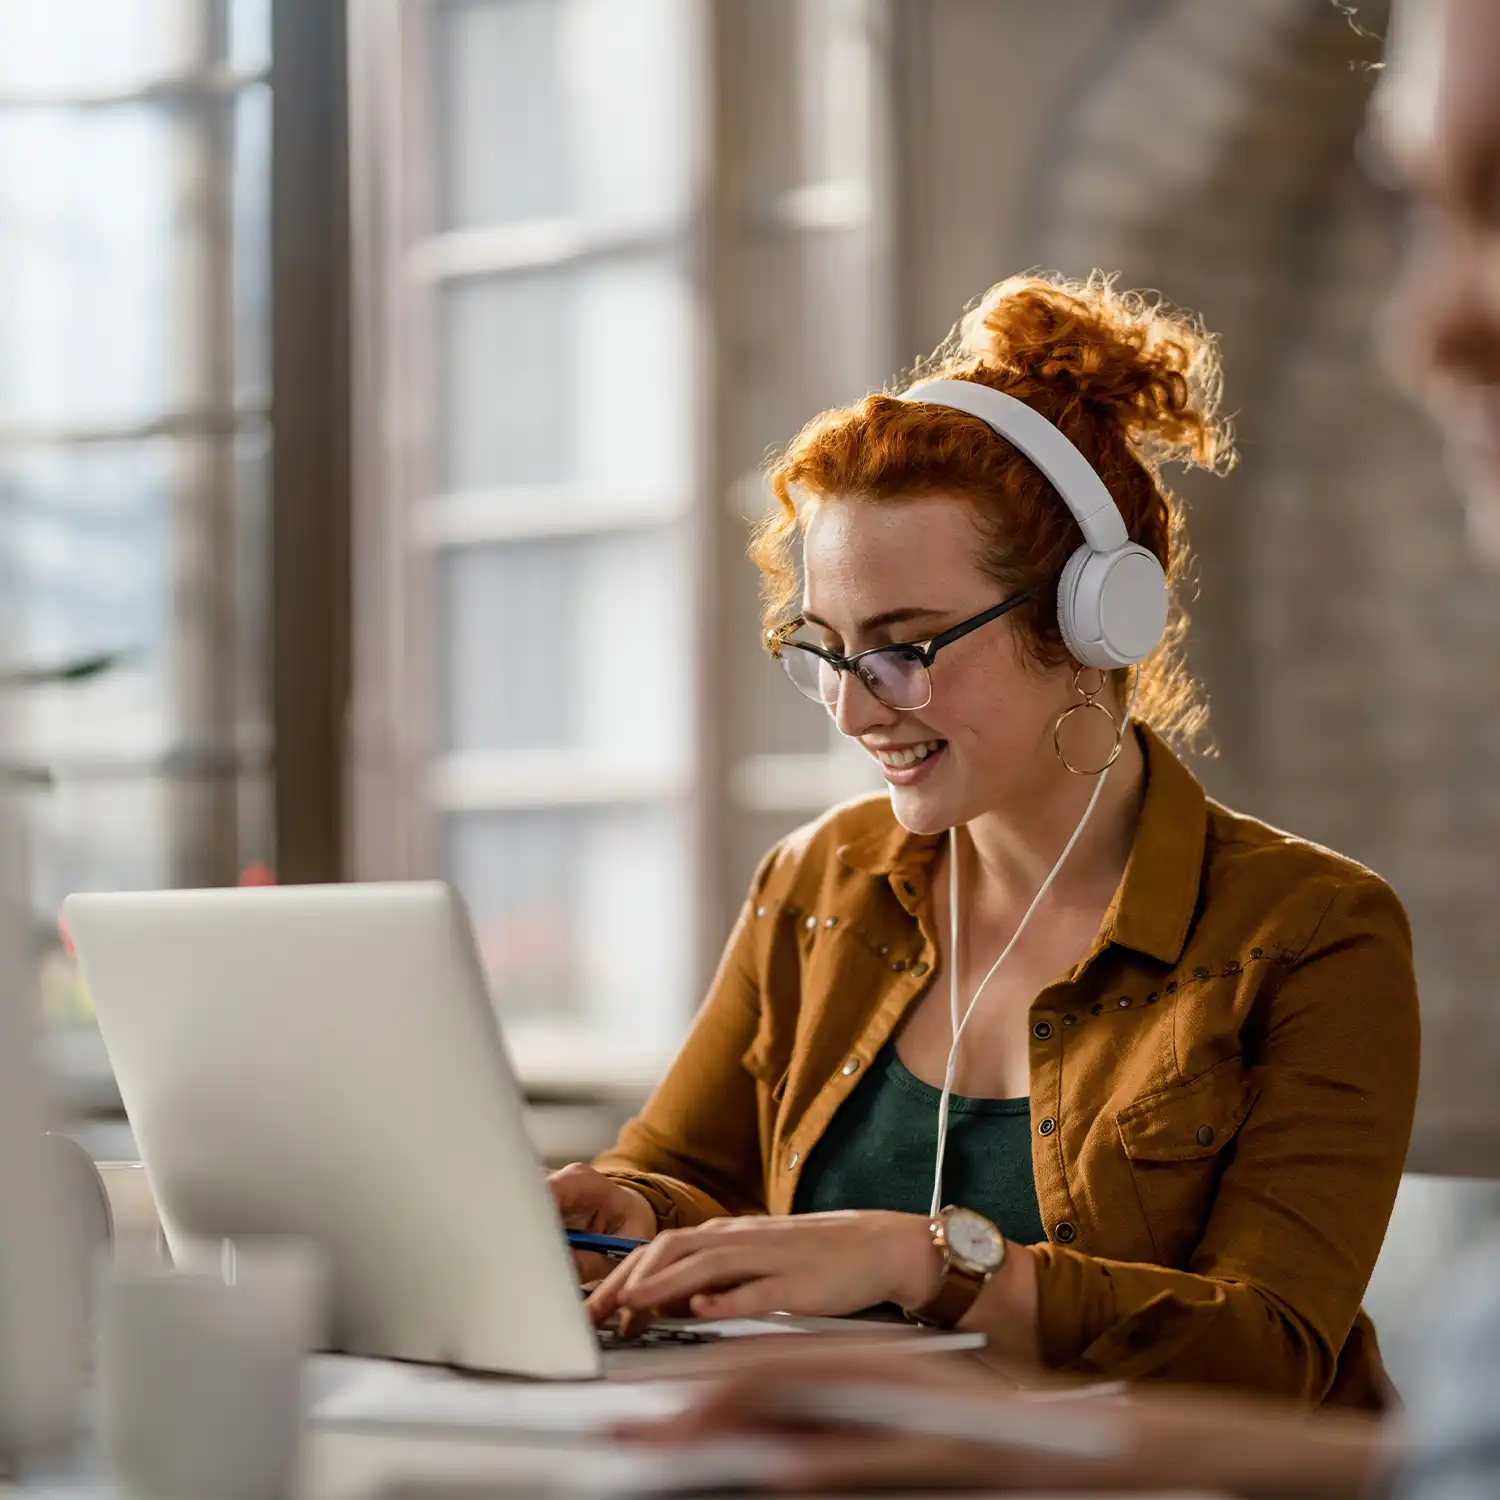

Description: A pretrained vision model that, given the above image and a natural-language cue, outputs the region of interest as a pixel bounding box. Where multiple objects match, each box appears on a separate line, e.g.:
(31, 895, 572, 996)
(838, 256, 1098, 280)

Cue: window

(713, 0, 890, 910)
(350, 0, 702, 1054)
(348, 0, 893, 1067)
(424, 0, 700, 1046)
(0, 1, 274, 1076)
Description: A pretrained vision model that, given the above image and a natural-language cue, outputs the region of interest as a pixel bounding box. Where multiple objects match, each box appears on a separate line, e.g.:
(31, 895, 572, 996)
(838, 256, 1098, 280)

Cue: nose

(831, 667, 901, 739)
(1389, 221, 1500, 392)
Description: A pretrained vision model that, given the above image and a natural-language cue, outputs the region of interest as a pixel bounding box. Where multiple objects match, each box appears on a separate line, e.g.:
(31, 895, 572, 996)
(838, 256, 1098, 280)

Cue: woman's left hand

(584, 1210, 940, 1333)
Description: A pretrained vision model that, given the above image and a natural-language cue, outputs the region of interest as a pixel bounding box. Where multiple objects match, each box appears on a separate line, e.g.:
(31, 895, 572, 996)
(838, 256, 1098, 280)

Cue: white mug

(96, 1238, 326, 1500)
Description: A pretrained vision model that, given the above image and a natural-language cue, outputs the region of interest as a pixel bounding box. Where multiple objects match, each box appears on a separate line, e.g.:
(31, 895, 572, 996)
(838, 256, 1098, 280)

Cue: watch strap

(903, 1212, 1000, 1329)
(906, 1258, 987, 1328)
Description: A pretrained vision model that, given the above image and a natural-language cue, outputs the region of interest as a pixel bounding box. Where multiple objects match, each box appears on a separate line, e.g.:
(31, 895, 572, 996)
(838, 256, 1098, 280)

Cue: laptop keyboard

(596, 1323, 723, 1350)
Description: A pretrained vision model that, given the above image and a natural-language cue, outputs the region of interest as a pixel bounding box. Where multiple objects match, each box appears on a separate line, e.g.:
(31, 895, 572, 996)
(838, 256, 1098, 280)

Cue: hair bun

(955, 273, 1228, 472)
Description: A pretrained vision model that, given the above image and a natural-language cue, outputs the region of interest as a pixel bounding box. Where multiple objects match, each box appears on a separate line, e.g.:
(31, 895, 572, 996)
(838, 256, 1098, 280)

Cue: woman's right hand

(547, 1162, 658, 1285)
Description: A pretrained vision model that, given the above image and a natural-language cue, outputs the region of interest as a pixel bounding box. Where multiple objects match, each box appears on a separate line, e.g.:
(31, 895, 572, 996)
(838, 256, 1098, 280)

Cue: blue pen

(566, 1229, 648, 1261)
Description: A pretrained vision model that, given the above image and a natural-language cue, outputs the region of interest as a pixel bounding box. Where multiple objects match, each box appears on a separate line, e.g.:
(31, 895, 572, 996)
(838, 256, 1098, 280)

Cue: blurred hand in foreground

(613, 1346, 1392, 1497)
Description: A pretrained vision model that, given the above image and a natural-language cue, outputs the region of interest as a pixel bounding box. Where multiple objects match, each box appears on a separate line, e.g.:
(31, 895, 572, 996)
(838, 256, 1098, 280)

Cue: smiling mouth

(870, 739, 946, 770)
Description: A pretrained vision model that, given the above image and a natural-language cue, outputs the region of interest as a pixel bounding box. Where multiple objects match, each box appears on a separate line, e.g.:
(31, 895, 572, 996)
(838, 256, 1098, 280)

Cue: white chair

(1364, 1172, 1500, 1399)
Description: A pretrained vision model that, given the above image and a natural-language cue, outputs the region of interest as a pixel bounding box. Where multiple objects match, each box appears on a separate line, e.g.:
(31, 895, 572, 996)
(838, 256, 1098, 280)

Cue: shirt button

(1038, 1117, 1057, 1136)
(755, 905, 766, 917)
(841, 1057, 860, 1077)
(1196, 1125, 1215, 1147)
(1032, 1021, 1053, 1040)
(1117, 996, 1132, 1009)
(787, 1150, 800, 1170)
(1054, 1221, 1077, 1244)
(805, 915, 818, 931)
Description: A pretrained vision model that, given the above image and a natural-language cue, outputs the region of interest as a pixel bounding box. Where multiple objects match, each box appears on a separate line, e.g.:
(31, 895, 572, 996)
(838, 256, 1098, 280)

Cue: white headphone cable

(928, 667, 1142, 1219)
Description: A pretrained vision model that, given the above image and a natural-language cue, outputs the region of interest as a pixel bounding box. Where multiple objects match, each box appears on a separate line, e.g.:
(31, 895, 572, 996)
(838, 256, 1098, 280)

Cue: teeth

(876, 741, 943, 769)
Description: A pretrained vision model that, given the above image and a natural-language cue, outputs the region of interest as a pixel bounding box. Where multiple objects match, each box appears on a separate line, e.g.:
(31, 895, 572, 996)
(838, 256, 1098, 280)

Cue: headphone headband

(898, 378, 1128, 554)
(897, 376, 1166, 670)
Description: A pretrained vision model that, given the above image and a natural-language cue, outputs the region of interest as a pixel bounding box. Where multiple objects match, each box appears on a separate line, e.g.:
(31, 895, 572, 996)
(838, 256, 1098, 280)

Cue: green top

(793, 1040, 1046, 1245)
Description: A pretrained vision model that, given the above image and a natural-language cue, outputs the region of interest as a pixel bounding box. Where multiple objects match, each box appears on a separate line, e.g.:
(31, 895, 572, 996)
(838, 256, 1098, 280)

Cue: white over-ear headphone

(900, 378, 1168, 670)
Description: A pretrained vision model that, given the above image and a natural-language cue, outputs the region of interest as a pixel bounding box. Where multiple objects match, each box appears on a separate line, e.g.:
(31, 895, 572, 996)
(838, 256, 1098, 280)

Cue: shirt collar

(1106, 723, 1208, 966)
(836, 815, 939, 880)
(835, 722, 1207, 966)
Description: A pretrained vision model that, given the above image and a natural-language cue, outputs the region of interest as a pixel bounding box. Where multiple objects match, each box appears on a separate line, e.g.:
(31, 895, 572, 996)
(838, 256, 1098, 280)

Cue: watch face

(944, 1207, 1005, 1272)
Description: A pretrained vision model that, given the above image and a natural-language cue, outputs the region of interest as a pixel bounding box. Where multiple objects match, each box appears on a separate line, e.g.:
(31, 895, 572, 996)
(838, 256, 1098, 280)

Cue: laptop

(65, 882, 983, 1381)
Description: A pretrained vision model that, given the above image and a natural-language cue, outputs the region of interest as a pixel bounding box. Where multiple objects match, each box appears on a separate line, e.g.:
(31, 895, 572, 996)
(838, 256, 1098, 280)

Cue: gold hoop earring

(1053, 667, 1124, 776)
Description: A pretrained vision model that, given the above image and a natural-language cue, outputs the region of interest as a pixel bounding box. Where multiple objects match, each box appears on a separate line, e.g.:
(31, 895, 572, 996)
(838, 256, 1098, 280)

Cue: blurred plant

(45, 861, 277, 1031)
(40, 923, 93, 1029)
(0, 651, 131, 690)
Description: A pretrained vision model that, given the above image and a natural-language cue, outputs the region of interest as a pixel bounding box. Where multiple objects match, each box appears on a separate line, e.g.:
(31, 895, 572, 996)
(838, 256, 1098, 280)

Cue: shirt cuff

(1033, 1244, 1226, 1377)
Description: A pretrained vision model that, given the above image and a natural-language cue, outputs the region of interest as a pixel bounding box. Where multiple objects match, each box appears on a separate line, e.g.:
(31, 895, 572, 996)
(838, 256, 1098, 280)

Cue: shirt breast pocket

(1115, 1059, 1260, 1267)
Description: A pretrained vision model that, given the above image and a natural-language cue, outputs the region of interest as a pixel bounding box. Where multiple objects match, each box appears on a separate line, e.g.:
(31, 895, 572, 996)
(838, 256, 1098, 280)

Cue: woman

(552, 273, 1419, 1407)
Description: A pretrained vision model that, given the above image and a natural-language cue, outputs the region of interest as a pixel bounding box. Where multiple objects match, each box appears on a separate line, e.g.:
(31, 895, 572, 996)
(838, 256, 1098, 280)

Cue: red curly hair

(752, 272, 1233, 747)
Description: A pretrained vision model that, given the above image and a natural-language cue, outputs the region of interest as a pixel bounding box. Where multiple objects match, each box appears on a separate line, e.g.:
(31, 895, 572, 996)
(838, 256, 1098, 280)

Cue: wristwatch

(903, 1205, 1007, 1328)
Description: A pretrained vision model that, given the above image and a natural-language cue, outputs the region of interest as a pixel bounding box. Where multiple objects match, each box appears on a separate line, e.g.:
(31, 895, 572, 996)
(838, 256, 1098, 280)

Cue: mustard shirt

(596, 725, 1421, 1409)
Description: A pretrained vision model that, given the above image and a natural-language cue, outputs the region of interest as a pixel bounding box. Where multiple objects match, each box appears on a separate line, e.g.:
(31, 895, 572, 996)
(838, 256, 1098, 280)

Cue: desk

(64, 1181, 1225, 1499)
(305, 1426, 620, 1499)
(304, 1431, 1230, 1500)
(4, 1423, 1232, 1500)
(5, 1395, 1232, 1500)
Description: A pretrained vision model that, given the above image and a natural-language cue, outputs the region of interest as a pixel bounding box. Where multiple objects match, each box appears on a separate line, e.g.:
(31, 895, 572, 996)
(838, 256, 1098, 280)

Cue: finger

(687, 1275, 795, 1322)
(613, 1363, 833, 1442)
(586, 1229, 702, 1324)
(548, 1162, 626, 1222)
(550, 1184, 609, 1230)
(588, 1244, 685, 1326)
(613, 1246, 763, 1313)
(585, 1249, 645, 1324)
(571, 1251, 615, 1285)
(768, 1433, 985, 1492)
(619, 1347, 1005, 1441)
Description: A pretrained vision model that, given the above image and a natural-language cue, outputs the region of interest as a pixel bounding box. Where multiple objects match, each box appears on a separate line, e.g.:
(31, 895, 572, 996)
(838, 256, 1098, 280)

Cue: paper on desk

(375, 1439, 800, 1499)
(308, 1355, 693, 1441)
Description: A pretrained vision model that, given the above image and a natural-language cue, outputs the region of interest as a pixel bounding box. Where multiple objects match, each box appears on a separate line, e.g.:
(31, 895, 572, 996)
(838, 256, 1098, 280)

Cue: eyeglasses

(767, 592, 1031, 713)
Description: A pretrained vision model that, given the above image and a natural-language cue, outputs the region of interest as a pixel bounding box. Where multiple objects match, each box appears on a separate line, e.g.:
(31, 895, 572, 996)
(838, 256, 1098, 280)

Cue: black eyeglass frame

(766, 590, 1032, 709)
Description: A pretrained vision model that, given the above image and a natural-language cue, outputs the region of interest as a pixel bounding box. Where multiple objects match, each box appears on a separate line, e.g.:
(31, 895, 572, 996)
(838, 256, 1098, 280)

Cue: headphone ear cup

(1056, 544, 1168, 670)
(1055, 546, 1096, 666)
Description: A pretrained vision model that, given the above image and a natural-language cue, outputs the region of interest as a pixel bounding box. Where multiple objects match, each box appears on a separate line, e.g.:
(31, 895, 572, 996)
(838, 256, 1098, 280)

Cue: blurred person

(551, 270, 1421, 1409)
(1377, 0, 1500, 560)
(603, 0, 1500, 1494)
